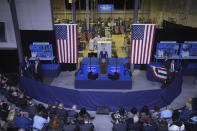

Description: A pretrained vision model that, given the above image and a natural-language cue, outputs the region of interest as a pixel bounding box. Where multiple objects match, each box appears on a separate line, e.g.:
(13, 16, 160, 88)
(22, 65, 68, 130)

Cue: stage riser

(75, 80, 131, 89)
(76, 58, 131, 89)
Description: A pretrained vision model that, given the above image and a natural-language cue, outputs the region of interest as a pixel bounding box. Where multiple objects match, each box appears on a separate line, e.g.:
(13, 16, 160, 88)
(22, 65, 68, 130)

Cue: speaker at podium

(99, 48, 108, 76)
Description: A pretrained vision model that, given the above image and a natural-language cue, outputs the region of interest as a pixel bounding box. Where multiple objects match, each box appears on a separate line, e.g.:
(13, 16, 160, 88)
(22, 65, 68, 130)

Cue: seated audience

(111, 108, 127, 124)
(16, 93, 27, 108)
(139, 106, 150, 122)
(56, 103, 68, 122)
(79, 117, 94, 131)
(48, 115, 63, 131)
(0, 101, 10, 130)
(168, 119, 185, 131)
(47, 104, 57, 117)
(151, 106, 161, 121)
(157, 119, 168, 131)
(32, 111, 50, 131)
(179, 103, 193, 121)
(142, 117, 157, 131)
(68, 105, 78, 118)
(127, 107, 138, 119)
(14, 111, 33, 130)
(160, 105, 173, 120)
(77, 108, 91, 124)
(25, 101, 37, 119)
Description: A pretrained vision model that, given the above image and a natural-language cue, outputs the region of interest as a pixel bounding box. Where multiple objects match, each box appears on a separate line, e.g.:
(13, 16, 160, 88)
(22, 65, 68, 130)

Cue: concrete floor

(48, 70, 161, 92)
(43, 70, 197, 131)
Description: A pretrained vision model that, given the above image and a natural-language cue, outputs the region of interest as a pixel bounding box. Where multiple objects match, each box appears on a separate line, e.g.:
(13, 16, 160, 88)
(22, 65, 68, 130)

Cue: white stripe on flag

(57, 40, 61, 63)
(141, 26, 147, 64)
(144, 25, 150, 64)
(64, 40, 67, 63)
(74, 25, 77, 63)
(67, 25, 70, 63)
(70, 25, 73, 63)
(138, 40, 142, 64)
(147, 25, 155, 63)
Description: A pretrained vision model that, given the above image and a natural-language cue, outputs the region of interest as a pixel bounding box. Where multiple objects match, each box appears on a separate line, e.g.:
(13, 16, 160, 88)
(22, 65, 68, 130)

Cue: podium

(100, 58, 108, 76)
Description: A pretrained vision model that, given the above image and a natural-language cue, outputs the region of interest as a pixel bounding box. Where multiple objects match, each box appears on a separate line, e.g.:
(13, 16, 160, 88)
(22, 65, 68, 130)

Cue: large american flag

(130, 24, 156, 64)
(54, 24, 78, 63)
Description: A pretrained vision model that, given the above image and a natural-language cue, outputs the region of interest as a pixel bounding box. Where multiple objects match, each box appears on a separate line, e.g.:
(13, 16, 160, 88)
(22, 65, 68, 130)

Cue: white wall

(15, 0, 53, 30)
(0, 0, 17, 49)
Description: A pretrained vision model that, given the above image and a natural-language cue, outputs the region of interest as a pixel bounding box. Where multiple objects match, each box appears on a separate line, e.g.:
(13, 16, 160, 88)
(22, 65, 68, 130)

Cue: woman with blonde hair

(48, 115, 63, 131)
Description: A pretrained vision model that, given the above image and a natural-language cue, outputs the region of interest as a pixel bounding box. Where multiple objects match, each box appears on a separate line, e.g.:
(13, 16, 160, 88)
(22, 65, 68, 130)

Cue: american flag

(130, 24, 156, 64)
(55, 24, 78, 63)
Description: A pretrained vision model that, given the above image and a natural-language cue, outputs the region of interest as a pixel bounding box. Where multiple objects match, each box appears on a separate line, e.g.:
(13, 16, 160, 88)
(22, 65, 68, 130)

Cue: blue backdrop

(20, 72, 182, 112)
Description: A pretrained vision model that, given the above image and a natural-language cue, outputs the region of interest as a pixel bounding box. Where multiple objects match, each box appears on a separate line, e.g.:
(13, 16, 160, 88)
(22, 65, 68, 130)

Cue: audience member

(48, 115, 63, 131)
(77, 108, 91, 124)
(151, 106, 161, 121)
(56, 103, 68, 122)
(14, 111, 33, 130)
(160, 105, 173, 121)
(0, 101, 10, 130)
(32, 111, 50, 131)
(139, 106, 150, 122)
(24, 101, 37, 119)
(16, 93, 27, 108)
(111, 108, 127, 124)
(68, 105, 78, 118)
(128, 107, 138, 119)
(168, 119, 185, 131)
(142, 117, 157, 131)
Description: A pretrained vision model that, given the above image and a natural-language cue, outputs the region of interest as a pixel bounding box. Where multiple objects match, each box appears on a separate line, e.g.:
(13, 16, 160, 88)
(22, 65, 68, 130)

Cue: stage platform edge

(75, 79, 132, 89)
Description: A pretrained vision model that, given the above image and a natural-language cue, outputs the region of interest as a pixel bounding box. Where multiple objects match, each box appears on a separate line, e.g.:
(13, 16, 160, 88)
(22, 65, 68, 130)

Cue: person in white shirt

(168, 120, 185, 131)
(33, 111, 50, 131)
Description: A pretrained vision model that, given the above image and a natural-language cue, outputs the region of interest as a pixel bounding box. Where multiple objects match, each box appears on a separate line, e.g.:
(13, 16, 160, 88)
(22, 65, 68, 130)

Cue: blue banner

(98, 4, 114, 12)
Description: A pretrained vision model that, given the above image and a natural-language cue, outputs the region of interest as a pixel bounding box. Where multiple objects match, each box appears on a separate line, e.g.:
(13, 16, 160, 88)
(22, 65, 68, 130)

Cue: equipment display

(29, 42, 54, 60)
(156, 41, 179, 58)
(155, 41, 197, 59)
(180, 42, 197, 57)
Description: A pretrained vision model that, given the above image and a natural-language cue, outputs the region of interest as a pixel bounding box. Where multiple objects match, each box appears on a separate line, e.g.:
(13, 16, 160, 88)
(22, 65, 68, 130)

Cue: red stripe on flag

(72, 25, 75, 63)
(144, 25, 150, 64)
(65, 40, 68, 63)
(149, 26, 156, 64)
(147, 25, 153, 63)
(61, 40, 65, 63)
(69, 25, 72, 63)
(57, 40, 60, 63)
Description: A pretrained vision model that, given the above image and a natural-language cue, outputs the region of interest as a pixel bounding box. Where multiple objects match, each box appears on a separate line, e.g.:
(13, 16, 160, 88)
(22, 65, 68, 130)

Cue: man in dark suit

(99, 48, 108, 63)
(21, 56, 31, 77)
(99, 48, 108, 75)
(31, 59, 42, 82)
(162, 59, 176, 88)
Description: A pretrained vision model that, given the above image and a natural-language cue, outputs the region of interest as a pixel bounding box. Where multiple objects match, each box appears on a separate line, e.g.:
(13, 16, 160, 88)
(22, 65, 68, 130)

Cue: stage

(75, 58, 132, 89)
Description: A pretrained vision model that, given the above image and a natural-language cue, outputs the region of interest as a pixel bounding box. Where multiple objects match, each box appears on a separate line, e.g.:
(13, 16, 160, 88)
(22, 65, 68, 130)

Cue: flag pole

(72, 0, 76, 24)
(133, 0, 139, 24)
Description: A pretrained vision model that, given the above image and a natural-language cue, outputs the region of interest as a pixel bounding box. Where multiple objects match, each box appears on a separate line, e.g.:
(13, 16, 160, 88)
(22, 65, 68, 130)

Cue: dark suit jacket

(30, 62, 41, 75)
(99, 51, 108, 59)
(22, 59, 31, 70)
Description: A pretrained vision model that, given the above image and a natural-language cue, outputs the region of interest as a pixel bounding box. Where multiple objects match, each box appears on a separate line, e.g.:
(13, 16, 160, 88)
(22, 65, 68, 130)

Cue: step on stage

(75, 58, 132, 89)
